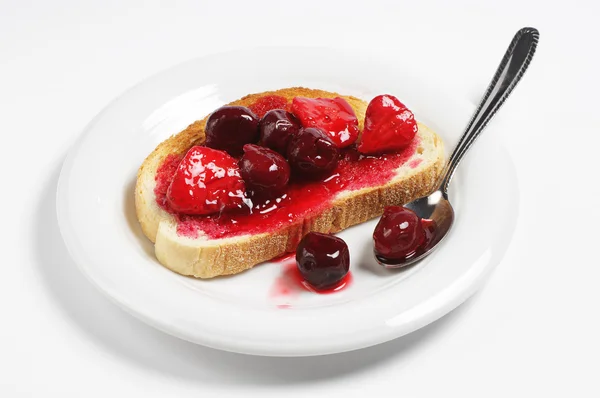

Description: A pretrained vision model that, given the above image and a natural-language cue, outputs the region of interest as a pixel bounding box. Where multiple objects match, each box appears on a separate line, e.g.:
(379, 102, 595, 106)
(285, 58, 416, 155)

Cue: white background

(1, 0, 599, 397)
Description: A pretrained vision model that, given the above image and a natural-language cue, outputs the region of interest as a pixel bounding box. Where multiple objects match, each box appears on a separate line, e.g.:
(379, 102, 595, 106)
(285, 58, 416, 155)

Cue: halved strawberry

(358, 94, 418, 155)
(166, 146, 246, 215)
(291, 97, 359, 148)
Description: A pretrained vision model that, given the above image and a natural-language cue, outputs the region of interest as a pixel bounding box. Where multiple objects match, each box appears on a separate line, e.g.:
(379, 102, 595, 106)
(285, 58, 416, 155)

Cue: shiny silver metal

(378, 27, 539, 268)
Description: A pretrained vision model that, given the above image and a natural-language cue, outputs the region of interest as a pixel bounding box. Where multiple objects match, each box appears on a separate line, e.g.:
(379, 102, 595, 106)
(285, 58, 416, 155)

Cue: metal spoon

(378, 27, 539, 268)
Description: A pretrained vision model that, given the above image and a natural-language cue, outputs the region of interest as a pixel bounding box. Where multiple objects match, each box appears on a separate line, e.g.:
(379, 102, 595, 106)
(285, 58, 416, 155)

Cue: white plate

(57, 47, 518, 357)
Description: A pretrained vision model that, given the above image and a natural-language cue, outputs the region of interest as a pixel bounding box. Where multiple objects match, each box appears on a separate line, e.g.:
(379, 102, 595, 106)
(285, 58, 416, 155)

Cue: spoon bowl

(378, 27, 539, 269)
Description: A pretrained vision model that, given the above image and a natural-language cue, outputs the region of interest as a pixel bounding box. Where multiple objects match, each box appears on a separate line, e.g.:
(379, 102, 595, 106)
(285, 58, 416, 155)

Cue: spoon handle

(439, 27, 539, 195)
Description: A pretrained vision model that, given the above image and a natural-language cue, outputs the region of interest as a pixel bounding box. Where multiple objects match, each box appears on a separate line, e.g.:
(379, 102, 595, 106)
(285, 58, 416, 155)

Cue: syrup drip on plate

(268, 254, 353, 308)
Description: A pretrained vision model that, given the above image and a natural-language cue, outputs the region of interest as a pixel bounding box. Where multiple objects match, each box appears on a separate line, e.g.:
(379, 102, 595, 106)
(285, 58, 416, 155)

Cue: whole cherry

(259, 109, 301, 155)
(373, 206, 426, 262)
(287, 127, 339, 177)
(205, 106, 260, 156)
(296, 232, 350, 290)
(239, 144, 290, 197)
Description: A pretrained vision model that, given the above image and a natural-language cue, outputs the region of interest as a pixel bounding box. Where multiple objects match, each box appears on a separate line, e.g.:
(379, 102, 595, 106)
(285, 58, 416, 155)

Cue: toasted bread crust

(135, 87, 445, 278)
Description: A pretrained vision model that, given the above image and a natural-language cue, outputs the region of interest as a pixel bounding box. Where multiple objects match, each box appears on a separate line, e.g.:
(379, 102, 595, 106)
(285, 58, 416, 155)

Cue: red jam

(155, 154, 183, 212)
(409, 158, 422, 169)
(248, 95, 290, 118)
(155, 138, 420, 240)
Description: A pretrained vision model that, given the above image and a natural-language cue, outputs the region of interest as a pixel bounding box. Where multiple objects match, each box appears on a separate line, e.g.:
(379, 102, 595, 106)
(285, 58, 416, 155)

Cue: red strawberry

(358, 95, 418, 155)
(291, 97, 359, 148)
(166, 146, 246, 215)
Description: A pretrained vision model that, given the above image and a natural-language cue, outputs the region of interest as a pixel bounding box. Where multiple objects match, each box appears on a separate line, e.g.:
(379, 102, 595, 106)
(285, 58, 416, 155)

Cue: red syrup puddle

(268, 254, 353, 308)
(299, 272, 353, 294)
(269, 253, 353, 309)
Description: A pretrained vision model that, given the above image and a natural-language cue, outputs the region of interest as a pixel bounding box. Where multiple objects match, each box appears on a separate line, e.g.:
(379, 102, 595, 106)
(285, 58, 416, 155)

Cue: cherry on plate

(296, 232, 350, 290)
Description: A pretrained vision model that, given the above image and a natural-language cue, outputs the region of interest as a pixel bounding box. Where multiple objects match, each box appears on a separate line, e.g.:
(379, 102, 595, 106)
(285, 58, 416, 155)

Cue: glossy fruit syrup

(269, 254, 353, 300)
(248, 95, 290, 118)
(154, 137, 421, 240)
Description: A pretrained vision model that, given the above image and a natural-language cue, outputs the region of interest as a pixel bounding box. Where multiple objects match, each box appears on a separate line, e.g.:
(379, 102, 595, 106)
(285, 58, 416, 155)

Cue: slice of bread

(135, 87, 445, 278)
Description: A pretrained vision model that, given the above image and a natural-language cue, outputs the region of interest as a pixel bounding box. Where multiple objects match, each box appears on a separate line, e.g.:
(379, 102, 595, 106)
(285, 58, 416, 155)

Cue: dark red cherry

(296, 232, 350, 290)
(239, 144, 290, 197)
(287, 127, 339, 177)
(259, 109, 301, 155)
(373, 206, 426, 261)
(205, 106, 259, 156)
